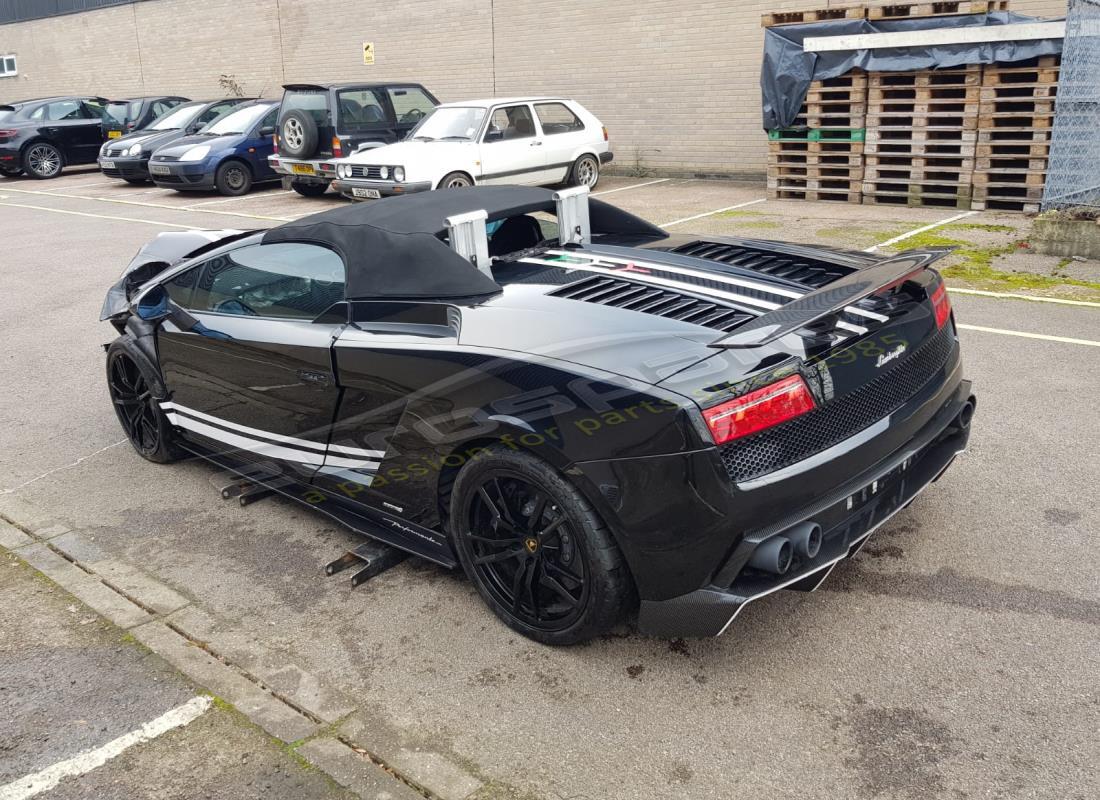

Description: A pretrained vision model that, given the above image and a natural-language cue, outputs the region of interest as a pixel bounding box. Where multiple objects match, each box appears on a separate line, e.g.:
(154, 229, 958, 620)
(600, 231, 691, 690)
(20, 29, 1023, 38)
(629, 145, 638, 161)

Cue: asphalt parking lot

(1, 167, 1098, 800)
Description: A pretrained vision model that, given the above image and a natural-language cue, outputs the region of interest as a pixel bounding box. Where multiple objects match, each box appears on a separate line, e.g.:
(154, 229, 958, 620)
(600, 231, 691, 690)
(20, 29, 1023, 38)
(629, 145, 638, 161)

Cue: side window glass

(484, 105, 536, 142)
(193, 244, 345, 320)
(197, 102, 231, 127)
(535, 103, 584, 135)
(336, 89, 389, 130)
(258, 107, 278, 132)
(47, 100, 82, 120)
(164, 265, 200, 307)
(83, 99, 107, 120)
(389, 88, 435, 126)
(152, 100, 172, 119)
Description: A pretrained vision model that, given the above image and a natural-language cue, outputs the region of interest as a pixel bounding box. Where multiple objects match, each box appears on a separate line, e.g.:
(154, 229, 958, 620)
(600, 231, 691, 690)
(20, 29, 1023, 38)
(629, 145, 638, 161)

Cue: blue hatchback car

(148, 100, 280, 196)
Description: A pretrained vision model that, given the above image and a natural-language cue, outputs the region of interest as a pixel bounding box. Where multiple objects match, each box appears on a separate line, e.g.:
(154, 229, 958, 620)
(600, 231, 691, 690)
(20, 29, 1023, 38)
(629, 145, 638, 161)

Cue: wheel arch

(435, 170, 476, 190)
(21, 136, 66, 164)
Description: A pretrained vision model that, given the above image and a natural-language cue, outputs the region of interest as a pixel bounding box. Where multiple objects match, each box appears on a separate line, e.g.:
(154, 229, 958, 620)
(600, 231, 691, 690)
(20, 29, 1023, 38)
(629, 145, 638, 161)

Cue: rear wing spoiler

(711, 248, 954, 349)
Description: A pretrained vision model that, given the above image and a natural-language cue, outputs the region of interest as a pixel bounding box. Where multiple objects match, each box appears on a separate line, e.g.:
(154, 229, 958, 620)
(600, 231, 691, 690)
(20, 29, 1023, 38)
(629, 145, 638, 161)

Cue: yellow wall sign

(362, 42, 375, 65)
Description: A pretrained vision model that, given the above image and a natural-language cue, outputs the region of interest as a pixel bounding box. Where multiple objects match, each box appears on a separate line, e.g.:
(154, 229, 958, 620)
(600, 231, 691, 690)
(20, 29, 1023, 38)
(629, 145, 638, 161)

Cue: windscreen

(281, 90, 329, 127)
(149, 104, 201, 131)
(202, 104, 273, 135)
(106, 101, 141, 124)
(407, 107, 487, 141)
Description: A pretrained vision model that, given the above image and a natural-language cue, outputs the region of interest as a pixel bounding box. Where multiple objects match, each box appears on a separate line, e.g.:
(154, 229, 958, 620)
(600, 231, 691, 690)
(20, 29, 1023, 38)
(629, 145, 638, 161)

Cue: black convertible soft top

(261, 186, 667, 301)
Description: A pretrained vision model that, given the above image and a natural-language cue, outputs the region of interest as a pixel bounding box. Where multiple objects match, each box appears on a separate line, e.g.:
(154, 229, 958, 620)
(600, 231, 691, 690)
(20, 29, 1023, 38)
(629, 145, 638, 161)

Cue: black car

(100, 186, 975, 645)
(269, 82, 438, 196)
(103, 95, 190, 139)
(98, 98, 252, 183)
(0, 95, 110, 178)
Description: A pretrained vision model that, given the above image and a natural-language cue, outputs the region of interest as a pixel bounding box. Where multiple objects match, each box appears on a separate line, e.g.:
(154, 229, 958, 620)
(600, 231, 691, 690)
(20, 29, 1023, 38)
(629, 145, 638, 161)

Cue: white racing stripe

(0, 696, 211, 800)
(957, 323, 1100, 347)
(159, 402, 383, 458)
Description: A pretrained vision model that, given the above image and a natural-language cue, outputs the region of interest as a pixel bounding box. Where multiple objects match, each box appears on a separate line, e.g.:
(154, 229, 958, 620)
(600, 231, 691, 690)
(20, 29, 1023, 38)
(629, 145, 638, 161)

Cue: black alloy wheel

(452, 447, 634, 644)
(466, 472, 590, 631)
(105, 339, 179, 463)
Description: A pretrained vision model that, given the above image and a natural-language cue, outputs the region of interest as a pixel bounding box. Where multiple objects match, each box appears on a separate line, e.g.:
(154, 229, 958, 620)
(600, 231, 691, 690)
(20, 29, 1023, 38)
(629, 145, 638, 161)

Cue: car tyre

(279, 110, 319, 158)
(215, 160, 253, 196)
(450, 445, 635, 645)
(569, 154, 600, 189)
(0, 165, 23, 177)
(124, 177, 148, 185)
(22, 142, 64, 179)
(106, 337, 182, 464)
(291, 181, 328, 197)
(437, 172, 473, 190)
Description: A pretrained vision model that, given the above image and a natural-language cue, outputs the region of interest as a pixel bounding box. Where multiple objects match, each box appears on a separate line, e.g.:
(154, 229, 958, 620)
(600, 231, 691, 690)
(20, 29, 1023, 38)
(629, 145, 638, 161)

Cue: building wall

(0, 0, 1068, 178)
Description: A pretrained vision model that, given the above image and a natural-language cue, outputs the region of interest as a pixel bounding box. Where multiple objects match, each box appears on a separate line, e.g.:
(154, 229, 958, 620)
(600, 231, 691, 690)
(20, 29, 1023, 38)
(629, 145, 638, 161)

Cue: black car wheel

(23, 142, 63, 179)
(215, 160, 252, 196)
(280, 110, 319, 158)
(438, 172, 473, 190)
(451, 446, 634, 644)
(106, 338, 180, 464)
(569, 154, 600, 189)
(124, 177, 148, 185)
(0, 165, 23, 177)
(291, 181, 328, 197)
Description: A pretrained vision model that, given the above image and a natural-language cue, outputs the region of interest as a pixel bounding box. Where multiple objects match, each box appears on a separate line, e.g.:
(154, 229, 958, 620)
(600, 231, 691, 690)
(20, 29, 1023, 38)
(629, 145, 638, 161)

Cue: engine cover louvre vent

(669, 240, 853, 289)
(550, 275, 754, 333)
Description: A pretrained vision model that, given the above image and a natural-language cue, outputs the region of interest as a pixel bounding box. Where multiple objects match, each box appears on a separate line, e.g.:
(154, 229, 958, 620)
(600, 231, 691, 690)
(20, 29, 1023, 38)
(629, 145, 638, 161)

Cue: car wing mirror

(259, 125, 276, 137)
(484, 129, 503, 143)
(135, 285, 172, 322)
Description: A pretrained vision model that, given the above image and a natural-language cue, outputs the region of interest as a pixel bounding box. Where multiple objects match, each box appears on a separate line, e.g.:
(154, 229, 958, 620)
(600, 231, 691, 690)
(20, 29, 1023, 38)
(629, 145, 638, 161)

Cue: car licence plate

(352, 187, 381, 199)
(100, 160, 115, 169)
(290, 163, 316, 175)
(150, 164, 171, 175)
(107, 130, 122, 139)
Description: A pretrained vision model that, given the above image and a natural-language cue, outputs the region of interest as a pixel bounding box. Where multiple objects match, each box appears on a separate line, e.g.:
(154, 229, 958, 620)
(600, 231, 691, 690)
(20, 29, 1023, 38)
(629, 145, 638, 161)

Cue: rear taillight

(702, 375, 816, 445)
(602, 126, 609, 141)
(930, 281, 952, 329)
(332, 136, 343, 158)
(0, 128, 17, 138)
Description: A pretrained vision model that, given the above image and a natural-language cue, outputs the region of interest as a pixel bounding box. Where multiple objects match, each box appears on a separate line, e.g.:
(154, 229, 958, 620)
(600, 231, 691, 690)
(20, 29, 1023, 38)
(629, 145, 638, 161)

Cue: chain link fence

(1042, 0, 1100, 211)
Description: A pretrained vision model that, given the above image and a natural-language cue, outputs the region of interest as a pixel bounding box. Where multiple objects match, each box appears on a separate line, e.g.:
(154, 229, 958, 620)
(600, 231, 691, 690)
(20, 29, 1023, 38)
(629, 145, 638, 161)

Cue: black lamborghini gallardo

(101, 186, 975, 644)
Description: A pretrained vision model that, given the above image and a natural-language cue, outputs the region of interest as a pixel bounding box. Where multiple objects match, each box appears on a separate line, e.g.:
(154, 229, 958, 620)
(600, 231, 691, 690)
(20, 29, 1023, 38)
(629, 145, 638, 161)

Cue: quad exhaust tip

(749, 536, 793, 575)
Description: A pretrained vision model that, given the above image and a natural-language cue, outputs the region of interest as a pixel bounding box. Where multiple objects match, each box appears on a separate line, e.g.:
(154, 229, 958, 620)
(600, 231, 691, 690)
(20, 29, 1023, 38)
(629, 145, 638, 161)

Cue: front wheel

(450, 446, 634, 645)
(215, 160, 252, 196)
(569, 154, 600, 189)
(291, 181, 328, 197)
(124, 177, 148, 185)
(437, 171, 473, 190)
(105, 337, 181, 464)
(23, 142, 64, 179)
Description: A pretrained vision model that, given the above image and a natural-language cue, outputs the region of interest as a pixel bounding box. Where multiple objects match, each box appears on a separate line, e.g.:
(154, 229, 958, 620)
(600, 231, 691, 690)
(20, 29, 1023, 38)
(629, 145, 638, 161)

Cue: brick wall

(0, 0, 1068, 179)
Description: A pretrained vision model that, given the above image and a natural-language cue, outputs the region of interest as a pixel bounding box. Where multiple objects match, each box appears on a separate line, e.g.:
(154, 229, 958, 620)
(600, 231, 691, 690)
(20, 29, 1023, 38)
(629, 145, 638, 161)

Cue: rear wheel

(124, 177, 147, 185)
(105, 338, 180, 464)
(451, 446, 634, 645)
(569, 154, 600, 189)
(291, 181, 328, 197)
(437, 172, 473, 190)
(215, 160, 252, 196)
(23, 142, 63, 179)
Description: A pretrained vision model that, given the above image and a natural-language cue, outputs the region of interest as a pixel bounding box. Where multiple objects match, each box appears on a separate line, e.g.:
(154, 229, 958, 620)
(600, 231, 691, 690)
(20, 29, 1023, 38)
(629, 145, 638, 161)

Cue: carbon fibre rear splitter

(325, 540, 408, 588)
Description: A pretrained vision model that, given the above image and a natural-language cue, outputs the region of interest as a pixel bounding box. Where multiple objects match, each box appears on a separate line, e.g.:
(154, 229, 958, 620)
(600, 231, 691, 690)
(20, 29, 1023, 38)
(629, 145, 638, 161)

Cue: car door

(533, 101, 589, 183)
(36, 99, 97, 164)
(336, 87, 397, 152)
(477, 103, 547, 185)
(244, 106, 279, 180)
(387, 86, 438, 141)
(154, 241, 349, 481)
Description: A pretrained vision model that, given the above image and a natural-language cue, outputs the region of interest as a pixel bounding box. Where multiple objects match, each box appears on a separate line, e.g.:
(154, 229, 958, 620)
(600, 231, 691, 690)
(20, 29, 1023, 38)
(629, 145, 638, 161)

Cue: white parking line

(0, 186, 291, 222)
(39, 180, 118, 192)
(950, 287, 1100, 309)
(957, 323, 1100, 347)
(0, 696, 211, 800)
(660, 198, 766, 228)
(1, 440, 127, 495)
(186, 190, 296, 208)
(592, 178, 670, 196)
(864, 210, 979, 253)
(0, 201, 204, 229)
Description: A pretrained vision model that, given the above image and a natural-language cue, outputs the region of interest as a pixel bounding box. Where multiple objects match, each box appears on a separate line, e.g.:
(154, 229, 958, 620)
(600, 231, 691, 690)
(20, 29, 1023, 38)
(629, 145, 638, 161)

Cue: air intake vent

(669, 241, 852, 289)
(550, 276, 754, 333)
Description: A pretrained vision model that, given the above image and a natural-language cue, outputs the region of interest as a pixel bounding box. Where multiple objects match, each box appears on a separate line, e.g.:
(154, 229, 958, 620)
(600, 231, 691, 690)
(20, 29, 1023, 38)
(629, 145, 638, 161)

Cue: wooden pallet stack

(766, 71, 867, 203)
(972, 55, 1060, 213)
(761, 2, 1010, 26)
(862, 65, 980, 209)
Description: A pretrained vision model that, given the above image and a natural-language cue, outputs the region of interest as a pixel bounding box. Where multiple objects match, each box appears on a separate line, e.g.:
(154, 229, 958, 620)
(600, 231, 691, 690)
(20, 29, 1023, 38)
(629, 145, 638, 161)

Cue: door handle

(297, 369, 331, 387)
(530, 140, 543, 146)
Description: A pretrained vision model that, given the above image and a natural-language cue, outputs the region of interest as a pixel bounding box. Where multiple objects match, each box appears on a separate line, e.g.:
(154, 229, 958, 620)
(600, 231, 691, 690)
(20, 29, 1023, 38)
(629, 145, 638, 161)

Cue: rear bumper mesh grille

(719, 322, 957, 482)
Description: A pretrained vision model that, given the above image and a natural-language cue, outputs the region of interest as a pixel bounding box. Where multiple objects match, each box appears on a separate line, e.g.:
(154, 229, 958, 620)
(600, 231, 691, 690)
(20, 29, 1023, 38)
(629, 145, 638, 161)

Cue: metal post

(445, 209, 491, 276)
(554, 185, 592, 246)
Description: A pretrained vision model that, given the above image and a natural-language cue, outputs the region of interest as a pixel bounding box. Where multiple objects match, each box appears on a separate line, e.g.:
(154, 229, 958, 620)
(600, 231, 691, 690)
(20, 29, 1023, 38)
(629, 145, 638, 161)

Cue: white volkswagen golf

(329, 97, 612, 200)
